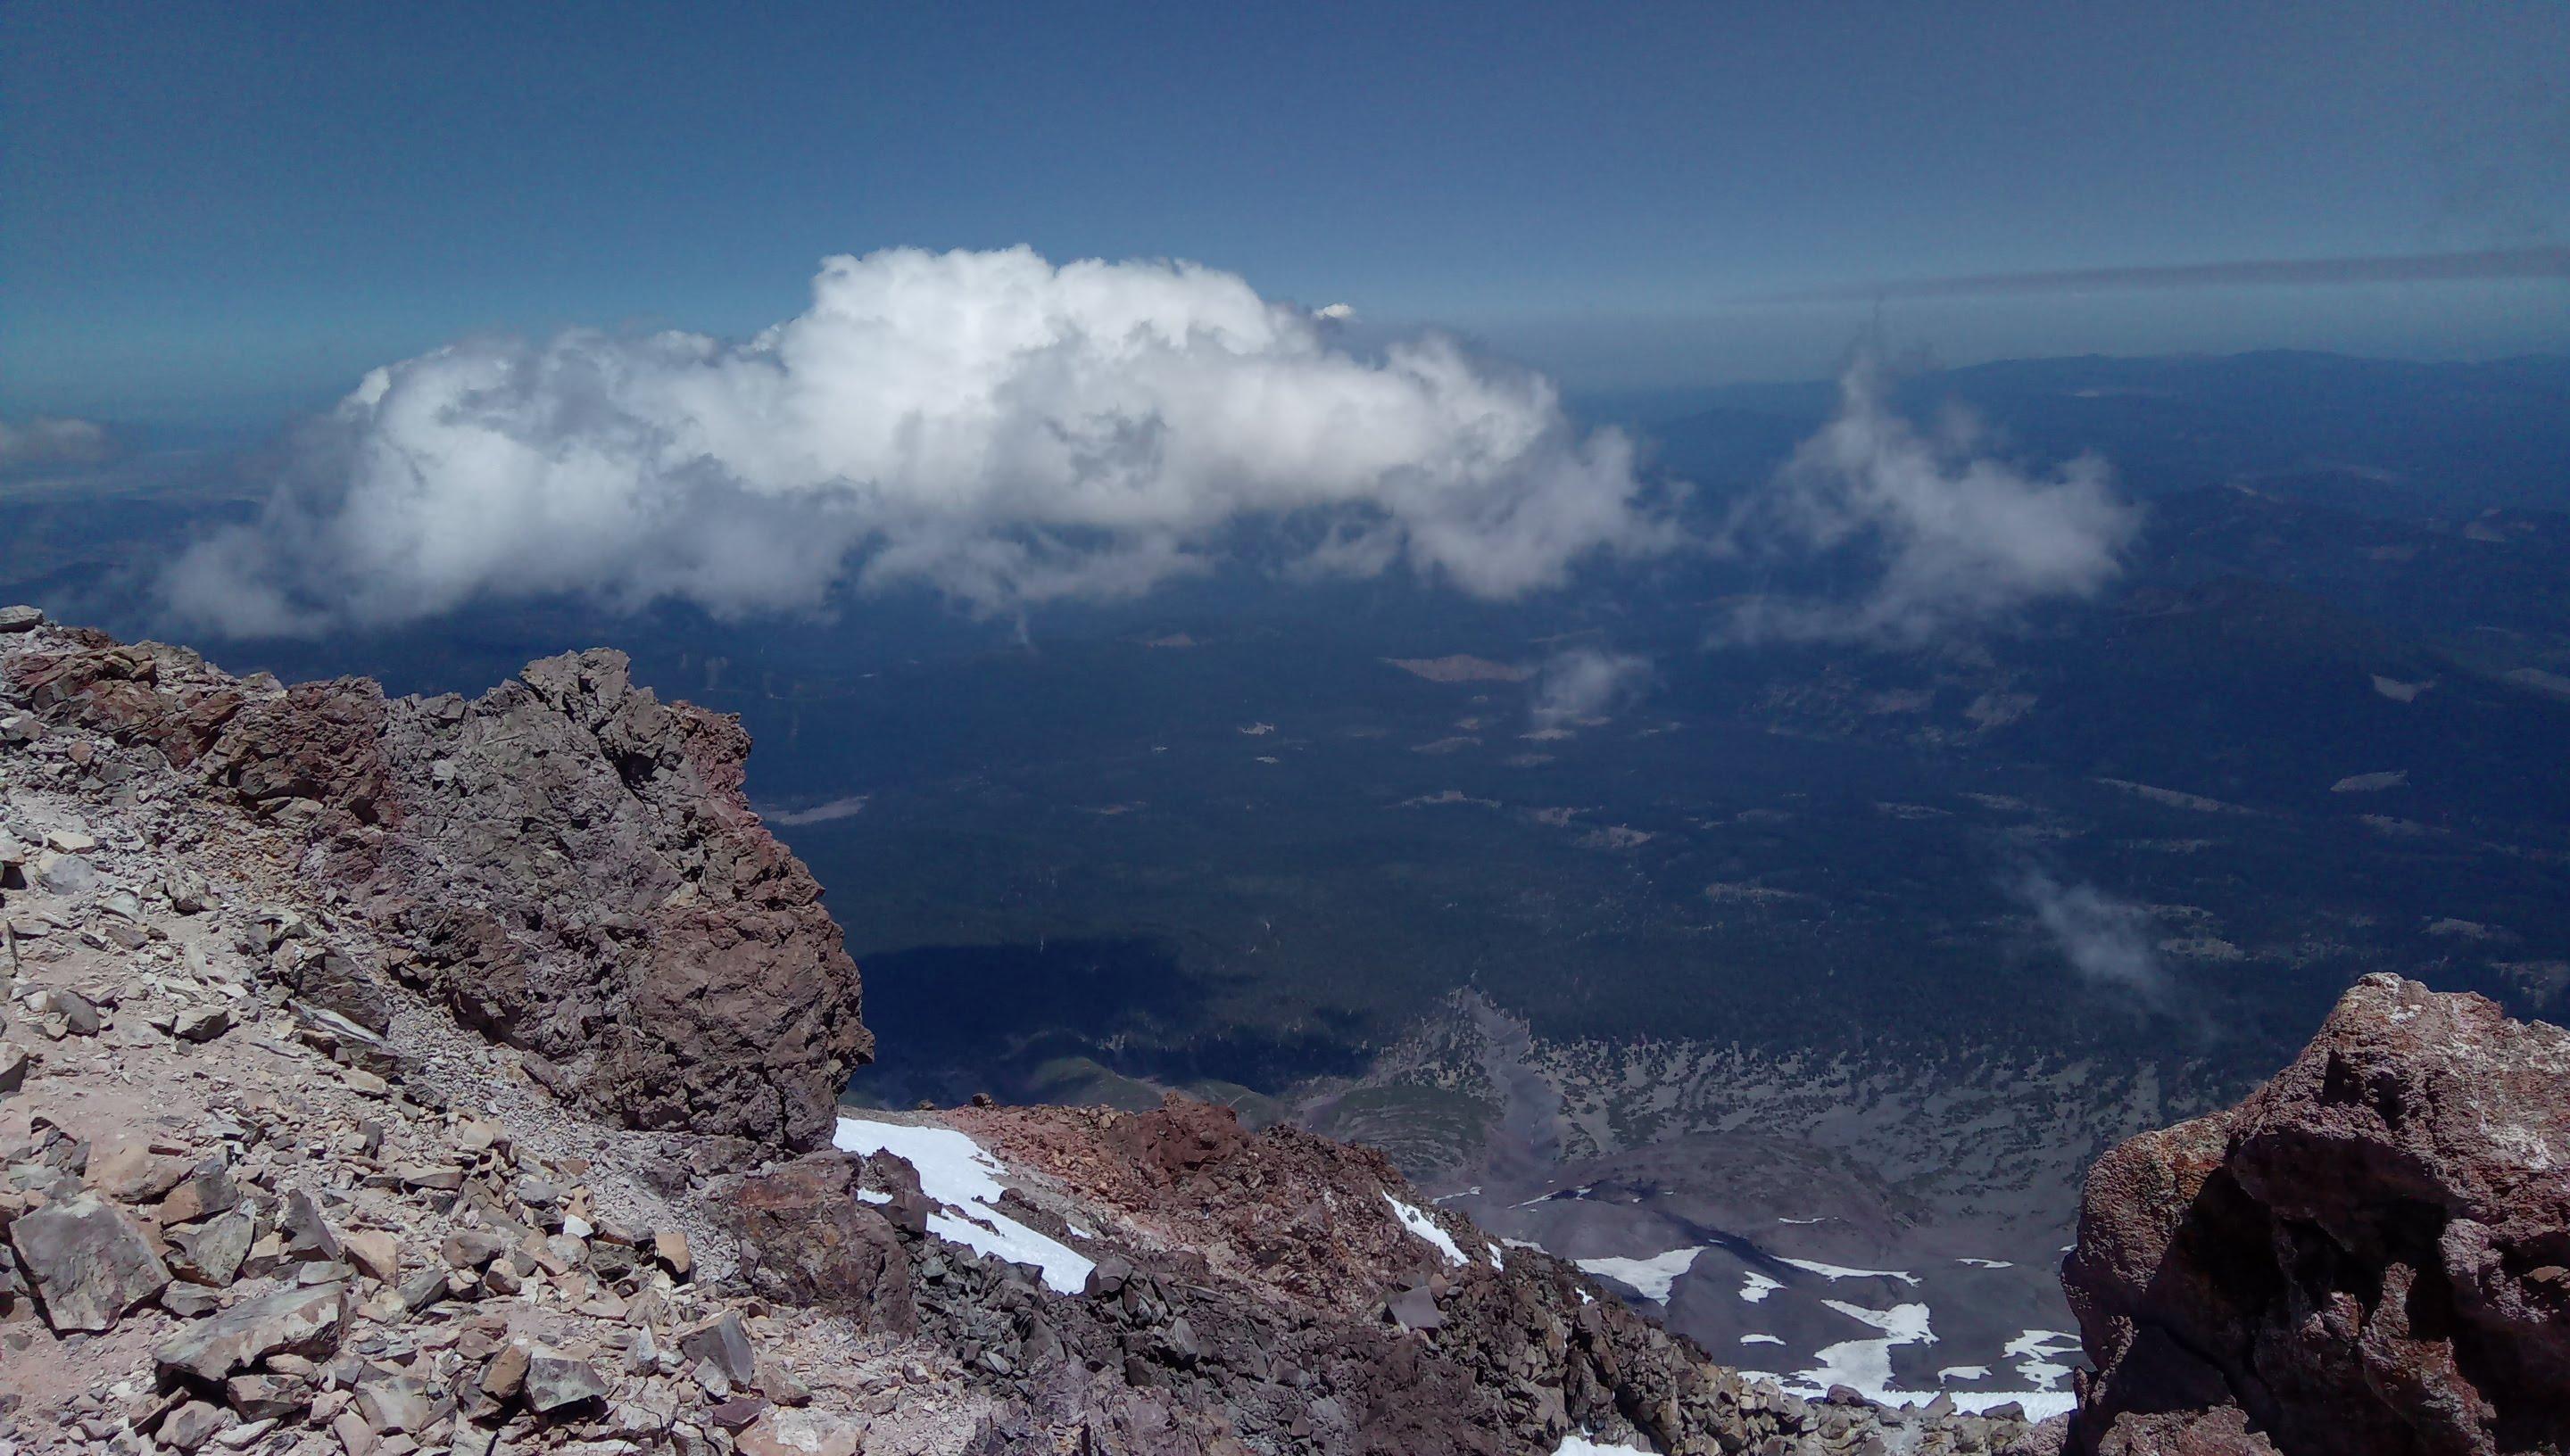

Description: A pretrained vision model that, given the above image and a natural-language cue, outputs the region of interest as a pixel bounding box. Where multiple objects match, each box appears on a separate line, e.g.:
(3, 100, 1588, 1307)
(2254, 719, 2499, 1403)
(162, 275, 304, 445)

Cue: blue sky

(6, 0, 2566, 420)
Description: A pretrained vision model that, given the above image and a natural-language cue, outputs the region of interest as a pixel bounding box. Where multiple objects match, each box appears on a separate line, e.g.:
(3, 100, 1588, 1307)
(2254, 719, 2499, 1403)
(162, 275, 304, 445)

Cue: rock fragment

(352, 1375, 437, 1434)
(158, 1400, 228, 1452)
(736, 1408, 866, 1456)
(169, 1209, 259, 1286)
(679, 1310, 759, 1386)
(279, 1187, 344, 1262)
(160, 1156, 242, 1225)
(522, 1349, 609, 1414)
(35, 854, 98, 898)
(153, 1281, 348, 1384)
(340, 1228, 400, 1284)
(225, 1373, 312, 1423)
(174, 1005, 232, 1043)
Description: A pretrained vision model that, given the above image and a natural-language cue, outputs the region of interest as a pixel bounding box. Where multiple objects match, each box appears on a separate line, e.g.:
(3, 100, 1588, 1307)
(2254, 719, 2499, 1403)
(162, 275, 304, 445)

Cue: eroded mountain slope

(0, 610, 2043, 1455)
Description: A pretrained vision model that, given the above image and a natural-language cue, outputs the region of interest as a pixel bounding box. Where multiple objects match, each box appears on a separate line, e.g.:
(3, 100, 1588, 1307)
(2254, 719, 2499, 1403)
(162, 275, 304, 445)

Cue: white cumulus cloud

(164, 246, 1677, 635)
(1720, 365, 2139, 645)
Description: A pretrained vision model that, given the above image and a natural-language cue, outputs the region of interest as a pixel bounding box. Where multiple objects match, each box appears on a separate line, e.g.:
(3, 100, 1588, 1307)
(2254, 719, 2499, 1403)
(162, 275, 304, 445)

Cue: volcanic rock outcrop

(4, 622, 870, 1148)
(2063, 973, 2570, 1456)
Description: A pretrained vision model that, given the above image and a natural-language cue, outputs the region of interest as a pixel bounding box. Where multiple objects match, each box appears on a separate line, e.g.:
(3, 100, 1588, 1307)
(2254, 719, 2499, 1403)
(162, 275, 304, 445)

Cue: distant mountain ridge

(1603, 352, 2570, 516)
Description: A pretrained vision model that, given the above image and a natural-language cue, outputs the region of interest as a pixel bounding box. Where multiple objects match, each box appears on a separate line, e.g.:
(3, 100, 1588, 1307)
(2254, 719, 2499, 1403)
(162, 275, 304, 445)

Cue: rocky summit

(0, 608, 2560, 1456)
(2064, 974, 2570, 1456)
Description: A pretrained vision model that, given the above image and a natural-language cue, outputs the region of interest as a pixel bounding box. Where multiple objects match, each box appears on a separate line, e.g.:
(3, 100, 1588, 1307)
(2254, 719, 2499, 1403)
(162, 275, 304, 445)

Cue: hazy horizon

(8, 3, 2566, 421)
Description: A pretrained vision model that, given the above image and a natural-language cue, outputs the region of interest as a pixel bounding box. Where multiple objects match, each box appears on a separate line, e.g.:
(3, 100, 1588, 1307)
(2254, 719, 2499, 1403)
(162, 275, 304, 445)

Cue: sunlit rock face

(2065, 973, 2570, 1456)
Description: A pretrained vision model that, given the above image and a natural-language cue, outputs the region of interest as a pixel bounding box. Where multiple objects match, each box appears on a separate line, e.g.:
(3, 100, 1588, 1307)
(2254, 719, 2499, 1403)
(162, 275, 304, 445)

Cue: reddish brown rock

(376, 649, 870, 1147)
(1107, 1093, 1253, 1181)
(2095, 1407, 2281, 1456)
(732, 1153, 916, 1331)
(2064, 974, 2570, 1456)
(1, 632, 870, 1151)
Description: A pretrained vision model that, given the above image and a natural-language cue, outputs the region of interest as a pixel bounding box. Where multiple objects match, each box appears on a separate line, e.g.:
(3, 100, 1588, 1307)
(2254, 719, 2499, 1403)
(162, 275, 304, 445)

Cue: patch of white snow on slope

(1739, 1270, 1783, 1303)
(1774, 1300, 1936, 1410)
(833, 1117, 1096, 1295)
(1553, 1436, 1651, 1455)
(1778, 1256, 1919, 1285)
(1383, 1193, 1470, 1267)
(1763, 1303, 2079, 1419)
(2004, 1328, 2085, 1394)
(1573, 1247, 1703, 1303)
(1953, 1390, 2077, 1419)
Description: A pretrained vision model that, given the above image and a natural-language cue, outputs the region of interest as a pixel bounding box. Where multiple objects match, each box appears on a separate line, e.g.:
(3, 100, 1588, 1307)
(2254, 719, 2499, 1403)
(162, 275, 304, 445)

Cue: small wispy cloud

(1756, 244, 2570, 304)
(1530, 647, 1651, 730)
(1716, 362, 2139, 646)
(0, 417, 112, 475)
(2010, 870, 2169, 1006)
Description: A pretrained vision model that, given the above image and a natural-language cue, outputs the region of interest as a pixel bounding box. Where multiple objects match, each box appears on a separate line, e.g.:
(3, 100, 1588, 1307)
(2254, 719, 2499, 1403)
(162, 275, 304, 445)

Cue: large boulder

(376, 649, 872, 1149)
(8, 1193, 171, 1331)
(2064, 974, 2570, 1456)
(731, 1154, 915, 1331)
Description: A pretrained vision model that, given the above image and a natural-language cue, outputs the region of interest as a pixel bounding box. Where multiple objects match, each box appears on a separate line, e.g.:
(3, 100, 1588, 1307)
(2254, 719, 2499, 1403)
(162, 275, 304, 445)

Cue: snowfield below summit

(834, 1116, 1097, 1295)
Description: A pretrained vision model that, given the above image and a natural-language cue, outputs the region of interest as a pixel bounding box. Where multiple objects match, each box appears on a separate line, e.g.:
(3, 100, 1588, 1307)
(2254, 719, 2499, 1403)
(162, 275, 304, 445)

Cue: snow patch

(1956, 1257, 2014, 1269)
(1740, 1333, 1786, 1346)
(1778, 1256, 1919, 1286)
(1765, 1302, 2078, 1419)
(1739, 1271, 1782, 1303)
(1383, 1193, 1470, 1267)
(1823, 1299, 1936, 1342)
(1573, 1247, 1703, 1303)
(833, 1117, 1096, 1295)
(2003, 1328, 2084, 1393)
(1553, 1437, 1652, 1455)
(1953, 1391, 2077, 1419)
(1778, 1301, 1936, 1410)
